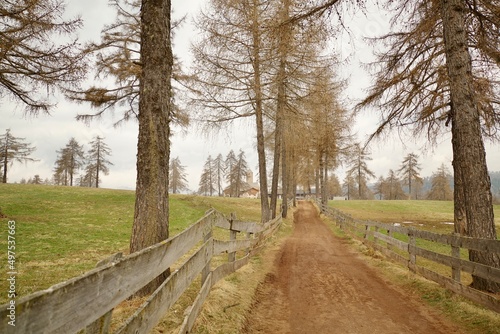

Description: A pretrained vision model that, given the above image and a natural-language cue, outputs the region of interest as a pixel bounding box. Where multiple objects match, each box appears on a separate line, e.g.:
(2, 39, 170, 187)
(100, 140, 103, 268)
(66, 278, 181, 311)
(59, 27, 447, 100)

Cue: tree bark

(441, 0, 499, 292)
(129, 0, 172, 296)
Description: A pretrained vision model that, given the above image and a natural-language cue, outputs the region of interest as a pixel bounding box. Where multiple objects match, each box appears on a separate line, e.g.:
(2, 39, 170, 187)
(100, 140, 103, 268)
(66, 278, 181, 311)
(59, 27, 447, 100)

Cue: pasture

(328, 199, 500, 235)
(0, 183, 262, 303)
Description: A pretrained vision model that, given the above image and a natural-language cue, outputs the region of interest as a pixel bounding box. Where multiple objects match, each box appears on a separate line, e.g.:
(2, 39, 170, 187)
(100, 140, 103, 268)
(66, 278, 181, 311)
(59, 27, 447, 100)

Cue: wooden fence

(316, 201, 500, 313)
(0, 209, 282, 333)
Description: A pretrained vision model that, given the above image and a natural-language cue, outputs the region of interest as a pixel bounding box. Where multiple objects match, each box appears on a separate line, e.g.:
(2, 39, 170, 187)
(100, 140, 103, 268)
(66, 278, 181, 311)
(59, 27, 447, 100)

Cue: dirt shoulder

(242, 201, 464, 334)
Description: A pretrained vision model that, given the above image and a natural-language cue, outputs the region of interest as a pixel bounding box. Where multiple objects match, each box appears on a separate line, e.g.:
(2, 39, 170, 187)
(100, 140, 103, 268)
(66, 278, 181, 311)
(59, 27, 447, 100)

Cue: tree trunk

(319, 151, 325, 212)
(441, 0, 499, 292)
(281, 125, 288, 218)
(2, 132, 8, 183)
(270, 116, 281, 219)
(129, 0, 172, 296)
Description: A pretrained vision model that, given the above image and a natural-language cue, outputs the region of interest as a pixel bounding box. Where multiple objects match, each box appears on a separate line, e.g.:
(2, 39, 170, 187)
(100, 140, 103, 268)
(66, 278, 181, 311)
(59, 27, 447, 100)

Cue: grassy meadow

(328, 199, 500, 234)
(0, 183, 263, 303)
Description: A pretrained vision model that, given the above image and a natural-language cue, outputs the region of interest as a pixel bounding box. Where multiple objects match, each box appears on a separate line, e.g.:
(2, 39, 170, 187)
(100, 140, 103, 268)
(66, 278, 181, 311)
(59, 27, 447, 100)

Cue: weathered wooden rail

(316, 201, 500, 313)
(0, 209, 282, 333)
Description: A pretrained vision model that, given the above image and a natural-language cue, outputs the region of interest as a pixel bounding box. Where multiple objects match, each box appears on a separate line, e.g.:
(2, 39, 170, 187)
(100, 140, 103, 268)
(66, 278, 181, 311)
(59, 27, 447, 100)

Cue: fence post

(363, 225, 370, 240)
(374, 226, 379, 245)
(408, 229, 416, 273)
(85, 252, 122, 334)
(387, 228, 393, 251)
(246, 232, 252, 255)
(228, 213, 237, 263)
(201, 215, 213, 285)
(451, 233, 461, 283)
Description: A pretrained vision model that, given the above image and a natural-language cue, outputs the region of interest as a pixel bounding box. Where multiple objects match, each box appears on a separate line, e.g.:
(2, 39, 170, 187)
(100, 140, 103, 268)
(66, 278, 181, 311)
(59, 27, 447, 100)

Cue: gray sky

(1, 1, 498, 191)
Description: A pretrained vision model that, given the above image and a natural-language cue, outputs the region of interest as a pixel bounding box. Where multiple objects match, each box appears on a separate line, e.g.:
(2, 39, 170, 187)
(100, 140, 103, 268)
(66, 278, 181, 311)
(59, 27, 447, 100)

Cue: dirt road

(243, 201, 463, 334)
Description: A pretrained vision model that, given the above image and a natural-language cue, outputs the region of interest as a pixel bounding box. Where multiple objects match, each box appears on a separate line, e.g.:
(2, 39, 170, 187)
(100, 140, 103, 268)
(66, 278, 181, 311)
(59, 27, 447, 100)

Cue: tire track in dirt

(242, 201, 464, 334)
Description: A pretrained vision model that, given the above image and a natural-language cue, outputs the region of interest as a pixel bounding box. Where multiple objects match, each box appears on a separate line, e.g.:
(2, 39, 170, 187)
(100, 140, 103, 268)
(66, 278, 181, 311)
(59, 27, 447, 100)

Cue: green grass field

(328, 199, 500, 234)
(0, 183, 263, 303)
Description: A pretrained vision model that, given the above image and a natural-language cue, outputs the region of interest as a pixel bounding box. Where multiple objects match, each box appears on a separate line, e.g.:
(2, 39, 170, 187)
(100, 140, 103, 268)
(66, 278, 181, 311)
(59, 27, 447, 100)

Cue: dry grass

(156, 211, 294, 334)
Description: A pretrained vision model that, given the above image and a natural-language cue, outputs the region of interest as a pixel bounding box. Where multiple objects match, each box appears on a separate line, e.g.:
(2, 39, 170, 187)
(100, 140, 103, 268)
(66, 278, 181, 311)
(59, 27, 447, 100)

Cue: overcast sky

(1, 1, 498, 191)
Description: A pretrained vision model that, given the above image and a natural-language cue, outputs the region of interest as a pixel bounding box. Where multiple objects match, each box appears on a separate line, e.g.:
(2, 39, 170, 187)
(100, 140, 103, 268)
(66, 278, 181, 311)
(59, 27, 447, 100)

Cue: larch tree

(67, 0, 189, 128)
(213, 153, 226, 196)
(0, 129, 37, 183)
(300, 66, 351, 209)
(427, 163, 453, 201)
(397, 153, 423, 199)
(0, 0, 86, 115)
(268, 0, 335, 218)
(225, 149, 249, 197)
(53, 138, 85, 186)
(129, 0, 173, 296)
(169, 156, 188, 194)
(441, 0, 499, 292)
(87, 136, 113, 188)
(346, 143, 375, 199)
(191, 0, 272, 220)
(198, 155, 216, 196)
(342, 175, 356, 200)
(383, 169, 407, 200)
(352, 0, 499, 291)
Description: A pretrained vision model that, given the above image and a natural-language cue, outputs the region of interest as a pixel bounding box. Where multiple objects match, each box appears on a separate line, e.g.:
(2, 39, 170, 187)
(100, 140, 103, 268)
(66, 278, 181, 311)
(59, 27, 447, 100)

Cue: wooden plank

(410, 245, 500, 283)
(0, 210, 215, 334)
(86, 253, 123, 334)
(116, 240, 213, 334)
(230, 220, 263, 234)
(372, 243, 408, 267)
(213, 239, 254, 255)
(415, 266, 500, 313)
(213, 211, 231, 230)
(212, 256, 250, 284)
(178, 273, 213, 334)
(373, 232, 408, 251)
(412, 230, 500, 253)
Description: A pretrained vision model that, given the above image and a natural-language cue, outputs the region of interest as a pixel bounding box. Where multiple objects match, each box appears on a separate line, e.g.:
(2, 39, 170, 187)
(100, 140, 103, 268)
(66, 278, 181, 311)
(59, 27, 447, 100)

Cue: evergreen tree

(0, 129, 37, 183)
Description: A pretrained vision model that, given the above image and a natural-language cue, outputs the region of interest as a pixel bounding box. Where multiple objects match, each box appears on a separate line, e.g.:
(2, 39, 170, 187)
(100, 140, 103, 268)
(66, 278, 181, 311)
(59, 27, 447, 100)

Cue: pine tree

(0, 129, 37, 183)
